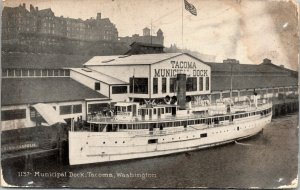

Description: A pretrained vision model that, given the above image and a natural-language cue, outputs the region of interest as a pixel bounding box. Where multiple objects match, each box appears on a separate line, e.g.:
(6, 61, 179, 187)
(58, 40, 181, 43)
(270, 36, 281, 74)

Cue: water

(2, 114, 298, 188)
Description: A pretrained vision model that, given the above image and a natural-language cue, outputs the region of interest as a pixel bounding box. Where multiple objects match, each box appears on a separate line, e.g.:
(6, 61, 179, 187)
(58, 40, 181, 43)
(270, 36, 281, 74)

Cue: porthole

(172, 138, 174, 140)
(163, 139, 165, 141)
(123, 141, 125, 143)
(179, 137, 181, 139)
(103, 142, 105, 144)
(186, 136, 188, 138)
(115, 141, 117, 144)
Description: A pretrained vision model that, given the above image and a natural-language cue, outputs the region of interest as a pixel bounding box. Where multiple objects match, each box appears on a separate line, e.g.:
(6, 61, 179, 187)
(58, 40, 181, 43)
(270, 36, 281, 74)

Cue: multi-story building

(2, 3, 121, 54)
(119, 27, 164, 47)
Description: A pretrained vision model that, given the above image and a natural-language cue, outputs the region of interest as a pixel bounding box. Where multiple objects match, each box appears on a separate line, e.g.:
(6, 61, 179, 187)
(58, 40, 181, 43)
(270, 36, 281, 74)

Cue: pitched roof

(70, 68, 128, 85)
(206, 62, 292, 74)
(211, 75, 298, 91)
(84, 53, 183, 66)
(130, 42, 164, 48)
(1, 78, 107, 106)
(2, 52, 92, 69)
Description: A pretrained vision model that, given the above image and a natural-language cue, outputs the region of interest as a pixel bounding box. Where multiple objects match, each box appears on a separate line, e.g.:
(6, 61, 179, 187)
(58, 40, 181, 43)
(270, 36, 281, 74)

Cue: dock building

(1, 52, 298, 132)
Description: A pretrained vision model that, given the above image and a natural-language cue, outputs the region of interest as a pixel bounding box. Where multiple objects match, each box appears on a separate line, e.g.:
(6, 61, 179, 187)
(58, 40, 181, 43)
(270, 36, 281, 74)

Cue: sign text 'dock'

(154, 61, 209, 77)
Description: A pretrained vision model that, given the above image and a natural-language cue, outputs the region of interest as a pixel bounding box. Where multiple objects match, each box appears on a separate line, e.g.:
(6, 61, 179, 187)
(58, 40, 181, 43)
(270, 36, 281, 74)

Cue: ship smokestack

(177, 74, 186, 110)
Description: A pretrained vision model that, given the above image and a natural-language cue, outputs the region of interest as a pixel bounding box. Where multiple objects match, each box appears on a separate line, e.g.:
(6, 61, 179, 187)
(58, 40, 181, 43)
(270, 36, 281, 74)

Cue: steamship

(69, 74, 272, 165)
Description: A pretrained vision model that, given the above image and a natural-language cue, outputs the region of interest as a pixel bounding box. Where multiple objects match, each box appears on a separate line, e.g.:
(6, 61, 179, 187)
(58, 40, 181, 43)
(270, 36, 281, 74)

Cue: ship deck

(87, 103, 272, 124)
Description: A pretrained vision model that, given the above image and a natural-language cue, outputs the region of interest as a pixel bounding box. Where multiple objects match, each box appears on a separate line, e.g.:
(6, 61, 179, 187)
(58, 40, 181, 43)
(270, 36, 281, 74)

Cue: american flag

(184, 0, 197, 16)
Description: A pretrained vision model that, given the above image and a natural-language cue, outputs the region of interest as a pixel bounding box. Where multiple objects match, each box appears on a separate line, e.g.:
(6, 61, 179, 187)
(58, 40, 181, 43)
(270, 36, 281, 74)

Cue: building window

(162, 78, 167, 93)
(35, 70, 41, 76)
(153, 78, 158, 94)
(8, 69, 14, 77)
(112, 86, 128, 94)
(88, 103, 109, 113)
(1, 109, 26, 121)
(206, 77, 210, 91)
(129, 78, 148, 94)
(2, 69, 8, 77)
(15, 69, 21, 77)
(54, 70, 59, 76)
(29, 69, 35, 76)
(95, 82, 101, 91)
(170, 78, 176, 93)
(199, 77, 203, 91)
(65, 70, 70, 76)
(73, 104, 82, 114)
(59, 69, 65, 76)
(60, 105, 72, 115)
(186, 77, 197, 92)
(42, 69, 47, 76)
(48, 69, 54, 76)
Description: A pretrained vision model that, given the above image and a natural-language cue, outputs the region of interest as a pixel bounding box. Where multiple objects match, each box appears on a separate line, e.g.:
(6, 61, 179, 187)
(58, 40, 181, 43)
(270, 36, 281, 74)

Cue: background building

(1, 3, 128, 55)
(119, 27, 164, 47)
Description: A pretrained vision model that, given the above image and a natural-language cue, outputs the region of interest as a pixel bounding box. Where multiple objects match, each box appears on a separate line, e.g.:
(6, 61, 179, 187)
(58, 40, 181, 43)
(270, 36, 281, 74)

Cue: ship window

(154, 108, 156, 115)
(148, 139, 158, 144)
(127, 106, 132, 112)
(225, 116, 229, 120)
(200, 133, 207, 138)
(237, 127, 239, 131)
(122, 107, 126, 112)
(161, 108, 164, 114)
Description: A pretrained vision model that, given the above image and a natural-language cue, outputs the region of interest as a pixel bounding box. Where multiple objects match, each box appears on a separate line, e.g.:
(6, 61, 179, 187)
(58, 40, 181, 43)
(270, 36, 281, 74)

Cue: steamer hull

(69, 112, 271, 165)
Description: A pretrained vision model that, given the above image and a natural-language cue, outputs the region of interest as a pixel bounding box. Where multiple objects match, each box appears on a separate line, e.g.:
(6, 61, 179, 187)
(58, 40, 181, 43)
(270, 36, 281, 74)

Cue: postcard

(1, 0, 299, 188)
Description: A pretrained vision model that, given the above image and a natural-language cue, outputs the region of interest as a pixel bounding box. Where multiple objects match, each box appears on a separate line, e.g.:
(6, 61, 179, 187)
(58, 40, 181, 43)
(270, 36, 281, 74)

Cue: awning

(32, 103, 66, 125)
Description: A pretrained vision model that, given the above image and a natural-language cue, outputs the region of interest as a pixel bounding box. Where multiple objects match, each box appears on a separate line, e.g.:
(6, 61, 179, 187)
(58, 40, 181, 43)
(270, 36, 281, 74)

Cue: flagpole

(181, 0, 184, 52)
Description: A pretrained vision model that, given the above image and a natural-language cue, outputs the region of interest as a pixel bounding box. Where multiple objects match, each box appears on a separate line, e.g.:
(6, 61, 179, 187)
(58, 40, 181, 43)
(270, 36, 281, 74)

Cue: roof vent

(101, 59, 115, 63)
(118, 55, 131, 58)
(81, 68, 92, 72)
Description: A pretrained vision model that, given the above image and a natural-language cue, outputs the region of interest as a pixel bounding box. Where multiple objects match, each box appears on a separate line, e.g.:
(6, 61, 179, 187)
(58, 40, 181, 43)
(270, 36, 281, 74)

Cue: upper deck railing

(87, 101, 272, 124)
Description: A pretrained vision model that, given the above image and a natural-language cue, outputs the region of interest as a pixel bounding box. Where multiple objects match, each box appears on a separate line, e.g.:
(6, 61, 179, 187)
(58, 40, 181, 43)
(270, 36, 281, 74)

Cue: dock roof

(211, 75, 298, 91)
(2, 52, 92, 69)
(2, 78, 107, 106)
(84, 53, 185, 66)
(70, 68, 128, 85)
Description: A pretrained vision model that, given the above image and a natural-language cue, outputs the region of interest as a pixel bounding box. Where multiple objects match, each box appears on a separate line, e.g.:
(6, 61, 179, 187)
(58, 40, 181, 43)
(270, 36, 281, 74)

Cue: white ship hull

(69, 113, 272, 165)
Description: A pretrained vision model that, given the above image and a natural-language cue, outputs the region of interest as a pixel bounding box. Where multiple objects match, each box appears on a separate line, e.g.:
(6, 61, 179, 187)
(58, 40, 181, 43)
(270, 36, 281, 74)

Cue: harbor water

(2, 113, 298, 188)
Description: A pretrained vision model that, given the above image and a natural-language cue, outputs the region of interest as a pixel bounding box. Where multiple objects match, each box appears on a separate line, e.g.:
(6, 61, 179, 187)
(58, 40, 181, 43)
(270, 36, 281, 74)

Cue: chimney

(177, 74, 186, 110)
(23, 3, 26, 8)
(97, 13, 101, 20)
(223, 59, 239, 64)
(262, 58, 272, 64)
(30, 4, 34, 12)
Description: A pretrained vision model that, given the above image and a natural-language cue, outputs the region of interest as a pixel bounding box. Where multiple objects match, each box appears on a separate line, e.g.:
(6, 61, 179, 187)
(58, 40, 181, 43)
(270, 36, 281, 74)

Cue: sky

(3, 0, 299, 70)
